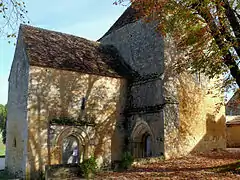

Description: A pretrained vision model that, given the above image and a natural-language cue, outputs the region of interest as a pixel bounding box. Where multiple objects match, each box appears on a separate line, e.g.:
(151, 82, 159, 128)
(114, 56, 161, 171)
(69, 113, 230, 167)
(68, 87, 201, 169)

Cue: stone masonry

(6, 6, 226, 179)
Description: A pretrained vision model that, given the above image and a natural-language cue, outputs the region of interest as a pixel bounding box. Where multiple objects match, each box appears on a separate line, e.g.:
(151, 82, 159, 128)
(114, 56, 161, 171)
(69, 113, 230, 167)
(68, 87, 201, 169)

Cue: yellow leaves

(96, 150, 240, 179)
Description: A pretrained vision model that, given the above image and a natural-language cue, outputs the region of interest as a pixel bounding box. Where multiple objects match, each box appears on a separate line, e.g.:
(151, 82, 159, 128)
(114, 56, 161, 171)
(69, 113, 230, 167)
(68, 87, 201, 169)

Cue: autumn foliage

(115, 0, 240, 89)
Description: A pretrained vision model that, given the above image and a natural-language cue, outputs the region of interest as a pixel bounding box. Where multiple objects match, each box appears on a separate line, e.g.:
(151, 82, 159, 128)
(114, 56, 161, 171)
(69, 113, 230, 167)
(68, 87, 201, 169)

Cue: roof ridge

(20, 24, 99, 44)
(98, 6, 140, 41)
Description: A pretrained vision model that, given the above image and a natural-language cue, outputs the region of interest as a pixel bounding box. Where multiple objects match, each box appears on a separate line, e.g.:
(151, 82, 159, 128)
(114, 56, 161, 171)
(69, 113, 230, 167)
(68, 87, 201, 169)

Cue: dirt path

(96, 149, 240, 180)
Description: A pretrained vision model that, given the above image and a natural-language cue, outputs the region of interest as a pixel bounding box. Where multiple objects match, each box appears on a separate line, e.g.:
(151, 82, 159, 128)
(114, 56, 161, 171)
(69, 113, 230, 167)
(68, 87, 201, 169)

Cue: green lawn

(0, 135, 5, 156)
(0, 144, 5, 156)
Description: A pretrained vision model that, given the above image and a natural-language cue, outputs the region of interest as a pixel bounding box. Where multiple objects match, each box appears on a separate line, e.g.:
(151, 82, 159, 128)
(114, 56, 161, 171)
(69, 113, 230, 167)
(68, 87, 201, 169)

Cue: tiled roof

(20, 24, 136, 78)
(226, 90, 240, 107)
(226, 116, 240, 126)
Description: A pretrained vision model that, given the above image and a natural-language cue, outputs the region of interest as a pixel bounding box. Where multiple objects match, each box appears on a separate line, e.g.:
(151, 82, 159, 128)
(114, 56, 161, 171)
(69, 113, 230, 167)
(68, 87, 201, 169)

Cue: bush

(120, 151, 134, 170)
(80, 156, 97, 179)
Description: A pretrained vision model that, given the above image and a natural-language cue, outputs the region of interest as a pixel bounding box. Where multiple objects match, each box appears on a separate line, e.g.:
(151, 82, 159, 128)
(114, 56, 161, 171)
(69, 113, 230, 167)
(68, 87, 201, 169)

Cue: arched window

(62, 135, 79, 164)
(13, 137, 17, 148)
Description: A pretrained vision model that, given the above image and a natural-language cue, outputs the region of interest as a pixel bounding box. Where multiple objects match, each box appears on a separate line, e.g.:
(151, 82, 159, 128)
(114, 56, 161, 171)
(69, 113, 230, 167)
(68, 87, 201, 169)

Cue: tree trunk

(223, 0, 240, 57)
(196, 6, 240, 87)
(223, 0, 240, 43)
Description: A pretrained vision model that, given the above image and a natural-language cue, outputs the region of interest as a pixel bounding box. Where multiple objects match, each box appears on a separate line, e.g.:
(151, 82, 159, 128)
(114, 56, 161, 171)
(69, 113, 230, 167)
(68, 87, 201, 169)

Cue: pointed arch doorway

(131, 120, 154, 158)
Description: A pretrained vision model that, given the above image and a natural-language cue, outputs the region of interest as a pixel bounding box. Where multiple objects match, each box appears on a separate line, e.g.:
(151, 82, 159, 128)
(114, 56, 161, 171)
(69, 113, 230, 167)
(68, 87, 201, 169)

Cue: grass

(0, 143, 5, 156)
(0, 134, 5, 156)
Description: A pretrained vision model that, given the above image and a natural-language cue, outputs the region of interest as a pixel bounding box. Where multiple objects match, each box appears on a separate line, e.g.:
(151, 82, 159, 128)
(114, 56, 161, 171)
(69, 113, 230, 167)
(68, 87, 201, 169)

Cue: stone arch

(55, 127, 90, 163)
(131, 120, 154, 158)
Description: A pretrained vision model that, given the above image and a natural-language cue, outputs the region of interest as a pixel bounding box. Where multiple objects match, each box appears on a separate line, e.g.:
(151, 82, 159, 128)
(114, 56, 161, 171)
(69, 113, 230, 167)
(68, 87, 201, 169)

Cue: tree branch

(195, 5, 240, 87)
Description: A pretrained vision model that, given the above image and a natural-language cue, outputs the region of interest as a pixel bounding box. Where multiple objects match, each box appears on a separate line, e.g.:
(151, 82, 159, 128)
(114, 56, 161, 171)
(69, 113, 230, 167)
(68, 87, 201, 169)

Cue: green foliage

(38, 171, 45, 180)
(120, 151, 134, 170)
(50, 117, 96, 127)
(0, 140, 5, 156)
(0, 104, 7, 144)
(80, 156, 97, 179)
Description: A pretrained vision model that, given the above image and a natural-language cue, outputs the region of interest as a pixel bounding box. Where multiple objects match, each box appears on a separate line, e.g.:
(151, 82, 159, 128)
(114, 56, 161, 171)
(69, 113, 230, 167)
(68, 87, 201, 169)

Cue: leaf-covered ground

(96, 149, 240, 180)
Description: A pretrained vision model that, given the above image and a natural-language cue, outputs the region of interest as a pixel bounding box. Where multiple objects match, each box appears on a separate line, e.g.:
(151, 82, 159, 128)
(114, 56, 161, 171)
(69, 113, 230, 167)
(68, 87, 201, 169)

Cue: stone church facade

(6, 6, 226, 179)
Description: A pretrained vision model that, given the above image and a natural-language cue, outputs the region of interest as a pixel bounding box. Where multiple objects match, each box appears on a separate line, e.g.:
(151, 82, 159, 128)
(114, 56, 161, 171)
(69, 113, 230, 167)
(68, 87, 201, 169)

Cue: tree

(115, 0, 240, 90)
(0, 104, 7, 144)
(0, 0, 28, 39)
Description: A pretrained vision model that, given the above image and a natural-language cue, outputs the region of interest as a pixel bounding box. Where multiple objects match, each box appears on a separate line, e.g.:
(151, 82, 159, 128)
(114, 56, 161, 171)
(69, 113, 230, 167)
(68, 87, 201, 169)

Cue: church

(6, 6, 226, 179)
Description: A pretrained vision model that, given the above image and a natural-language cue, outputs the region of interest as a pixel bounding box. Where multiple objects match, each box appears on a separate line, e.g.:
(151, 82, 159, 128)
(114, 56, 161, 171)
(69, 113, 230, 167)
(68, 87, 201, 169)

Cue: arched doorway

(62, 135, 79, 164)
(131, 120, 154, 158)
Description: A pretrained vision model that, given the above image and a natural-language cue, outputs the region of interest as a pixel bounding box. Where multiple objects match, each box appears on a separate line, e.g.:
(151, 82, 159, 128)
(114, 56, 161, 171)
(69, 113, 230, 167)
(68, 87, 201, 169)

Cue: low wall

(0, 156, 5, 170)
(45, 164, 83, 180)
(226, 124, 240, 148)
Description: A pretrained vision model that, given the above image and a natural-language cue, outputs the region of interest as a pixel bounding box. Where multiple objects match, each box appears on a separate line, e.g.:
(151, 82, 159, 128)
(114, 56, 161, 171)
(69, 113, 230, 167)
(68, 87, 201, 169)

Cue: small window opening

(13, 137, 17, 148)
(81, 97, 86, 110)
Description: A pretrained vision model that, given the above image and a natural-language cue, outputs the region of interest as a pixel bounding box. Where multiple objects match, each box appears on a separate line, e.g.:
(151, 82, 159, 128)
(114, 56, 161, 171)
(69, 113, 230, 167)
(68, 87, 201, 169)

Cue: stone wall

(101, 19, 225, 160)
(100, 20, 165, 159)
(49, 125, 94, 165)
(226, 124, 240, 147)
(111, 80, 128, 162)
(100, 20, 164, 76)
(27, 66, 122, 178)
(6, 31, 29, 177)
(163, 37, 226, 159)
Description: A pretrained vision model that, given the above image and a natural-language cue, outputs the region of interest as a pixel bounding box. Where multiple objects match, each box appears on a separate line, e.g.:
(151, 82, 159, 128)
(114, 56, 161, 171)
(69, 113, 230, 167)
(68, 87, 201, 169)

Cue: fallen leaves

(95, 149, 240, 179)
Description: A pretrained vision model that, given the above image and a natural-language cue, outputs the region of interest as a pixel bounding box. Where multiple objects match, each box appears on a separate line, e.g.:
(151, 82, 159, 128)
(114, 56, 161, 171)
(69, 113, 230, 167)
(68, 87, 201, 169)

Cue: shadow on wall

(27, 67, 121, 178)
(164, 71, 226, 159)
(191, 114, 226, 153)
(163, 35, 226, 159)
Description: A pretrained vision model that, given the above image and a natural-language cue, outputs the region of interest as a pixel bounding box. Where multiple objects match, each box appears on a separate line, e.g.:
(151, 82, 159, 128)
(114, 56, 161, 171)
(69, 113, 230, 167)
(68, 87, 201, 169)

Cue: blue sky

(0, 0, 128, 105)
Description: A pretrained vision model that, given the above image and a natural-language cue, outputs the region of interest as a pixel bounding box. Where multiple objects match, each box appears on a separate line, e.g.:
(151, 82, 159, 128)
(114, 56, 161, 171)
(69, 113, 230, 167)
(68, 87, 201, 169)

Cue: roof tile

(20, 24, 136, 78)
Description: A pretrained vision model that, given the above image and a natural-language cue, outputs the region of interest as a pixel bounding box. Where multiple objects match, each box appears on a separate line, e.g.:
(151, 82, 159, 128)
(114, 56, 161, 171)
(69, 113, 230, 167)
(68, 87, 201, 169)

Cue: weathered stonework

(6, 6, 226, 179)
(100, 20, 165, 159)
(101, 17, 226, 161)
(100, 20, 164, 76)
(226, 123, 240, 147)
(226, 116, 240, 147)
(225, 92, 240, 148)
(6, 30, 29, 178)
(26, 66, 122, 178)
(163, 37, 226, 159)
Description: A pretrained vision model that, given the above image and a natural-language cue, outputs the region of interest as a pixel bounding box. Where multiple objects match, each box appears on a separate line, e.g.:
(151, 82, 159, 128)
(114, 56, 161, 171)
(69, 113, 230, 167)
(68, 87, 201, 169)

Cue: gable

(99, 6, 140, 41)
(20, 24, 136, 79)
(227, 91, 240, 105)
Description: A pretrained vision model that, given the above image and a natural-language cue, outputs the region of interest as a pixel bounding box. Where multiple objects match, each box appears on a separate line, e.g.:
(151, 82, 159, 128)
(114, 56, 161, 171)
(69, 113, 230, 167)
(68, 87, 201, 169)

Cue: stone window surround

(54, 127, 89, 163)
